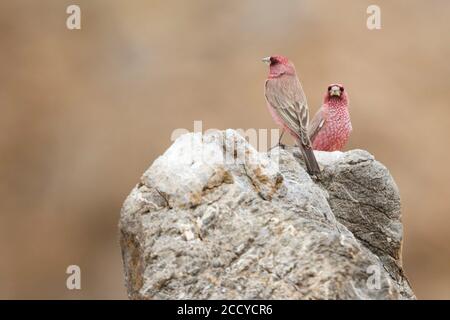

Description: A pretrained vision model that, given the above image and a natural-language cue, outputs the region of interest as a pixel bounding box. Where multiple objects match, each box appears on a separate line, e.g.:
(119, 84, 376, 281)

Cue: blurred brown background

(0, 0, 449, 299)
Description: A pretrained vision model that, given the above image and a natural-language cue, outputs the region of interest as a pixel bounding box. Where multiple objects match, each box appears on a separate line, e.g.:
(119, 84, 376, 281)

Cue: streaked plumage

(309, 84, 352, 151)
(263, 55, 321, 176)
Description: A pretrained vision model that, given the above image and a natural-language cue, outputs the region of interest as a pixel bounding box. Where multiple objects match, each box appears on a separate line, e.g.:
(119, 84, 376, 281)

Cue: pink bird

(309, 84, 352, 151)
(263, 55, 321, 176)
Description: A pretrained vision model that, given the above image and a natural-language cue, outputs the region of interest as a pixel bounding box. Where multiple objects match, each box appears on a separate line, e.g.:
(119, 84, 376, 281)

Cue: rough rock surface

(119, 129, 415, 299)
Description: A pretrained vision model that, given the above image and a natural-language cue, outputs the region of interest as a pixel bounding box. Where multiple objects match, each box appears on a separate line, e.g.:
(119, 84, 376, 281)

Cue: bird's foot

(268, 143, 286, 152)
(310, 172, 322, 181)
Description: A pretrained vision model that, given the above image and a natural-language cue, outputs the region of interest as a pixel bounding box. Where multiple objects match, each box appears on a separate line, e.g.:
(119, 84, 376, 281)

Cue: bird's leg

(268, 129, 286, 151)
(278, 129, 286, 148)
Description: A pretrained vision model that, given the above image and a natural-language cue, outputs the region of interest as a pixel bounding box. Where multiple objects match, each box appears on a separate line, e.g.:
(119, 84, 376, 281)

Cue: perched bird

(308, 84, 352, 151)
(262, 55, 321, 176)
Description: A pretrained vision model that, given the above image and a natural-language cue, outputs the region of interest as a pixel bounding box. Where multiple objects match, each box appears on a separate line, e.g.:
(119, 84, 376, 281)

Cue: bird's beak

(262, 57, 271, 65)
(329, 86, 341, 97)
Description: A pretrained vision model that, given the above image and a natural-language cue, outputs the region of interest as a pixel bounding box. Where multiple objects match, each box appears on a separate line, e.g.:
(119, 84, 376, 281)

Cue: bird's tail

(298, 142, 321, 176)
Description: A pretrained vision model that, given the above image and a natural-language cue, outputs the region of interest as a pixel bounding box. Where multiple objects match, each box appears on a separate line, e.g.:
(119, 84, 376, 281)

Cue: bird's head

(262, 55, 296, 78)
(325, 84, 348, 104)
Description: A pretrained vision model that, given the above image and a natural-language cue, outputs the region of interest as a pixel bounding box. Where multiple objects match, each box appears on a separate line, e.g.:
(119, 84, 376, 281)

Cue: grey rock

(119, 129, 415, 299)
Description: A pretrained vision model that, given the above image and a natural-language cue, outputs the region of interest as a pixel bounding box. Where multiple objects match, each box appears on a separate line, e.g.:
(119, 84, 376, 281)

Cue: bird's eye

(328, 86, 332, 91)
(340, 87, 344, 92)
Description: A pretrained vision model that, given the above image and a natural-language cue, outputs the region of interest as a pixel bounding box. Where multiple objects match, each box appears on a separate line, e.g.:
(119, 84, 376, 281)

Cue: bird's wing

(308, 107, 325, 143)
(265, 78, 310, 145)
